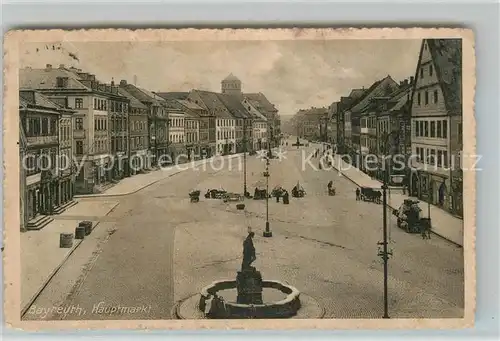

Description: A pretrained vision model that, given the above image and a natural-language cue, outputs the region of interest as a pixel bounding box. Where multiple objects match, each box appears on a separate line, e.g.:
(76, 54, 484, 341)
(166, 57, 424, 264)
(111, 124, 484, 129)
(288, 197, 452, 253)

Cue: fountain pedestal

(236, 266, 263, 304)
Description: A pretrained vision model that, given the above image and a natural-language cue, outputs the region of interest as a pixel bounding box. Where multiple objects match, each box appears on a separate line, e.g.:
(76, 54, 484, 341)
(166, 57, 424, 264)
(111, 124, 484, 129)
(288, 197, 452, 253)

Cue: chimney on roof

(111, 78, 115, 86)
(45, 64, 52, 71)
(59, 64, 65, 69)
(404, 79, 409, 86)
(120, 80, 127, 86)
(410, 76, 414, 84)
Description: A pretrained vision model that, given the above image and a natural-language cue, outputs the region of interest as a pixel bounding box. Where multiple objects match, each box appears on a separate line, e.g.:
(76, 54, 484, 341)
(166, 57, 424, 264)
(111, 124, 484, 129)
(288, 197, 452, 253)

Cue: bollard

(60, 233, 74, 248)
(75, 226, 86, 240)
(80, 220, 93, 236)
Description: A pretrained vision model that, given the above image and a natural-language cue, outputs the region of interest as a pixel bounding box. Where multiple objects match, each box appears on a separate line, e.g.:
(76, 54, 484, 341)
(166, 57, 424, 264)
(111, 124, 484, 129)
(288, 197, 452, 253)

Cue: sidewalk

(74, 154, 244, 198)
(21, 200, 119, 314)
(331, 154, 464, 247)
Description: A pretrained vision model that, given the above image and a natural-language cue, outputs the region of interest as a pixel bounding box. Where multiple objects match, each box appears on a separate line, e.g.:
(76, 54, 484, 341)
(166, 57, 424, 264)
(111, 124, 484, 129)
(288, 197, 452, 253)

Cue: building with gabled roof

(188, 90, 235, 155)
(409, 38, 462, 217)
(19, 89, 78, 229)
(119, 80, 170, 166)
(20, 64, 129, 194)
(117, 87, 149, 174)
(346, 75, 398, 167)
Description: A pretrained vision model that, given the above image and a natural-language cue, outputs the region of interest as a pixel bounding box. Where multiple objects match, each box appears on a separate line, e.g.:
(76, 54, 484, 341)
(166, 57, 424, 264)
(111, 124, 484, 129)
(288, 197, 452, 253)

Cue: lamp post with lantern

(377, 130, 404, 319)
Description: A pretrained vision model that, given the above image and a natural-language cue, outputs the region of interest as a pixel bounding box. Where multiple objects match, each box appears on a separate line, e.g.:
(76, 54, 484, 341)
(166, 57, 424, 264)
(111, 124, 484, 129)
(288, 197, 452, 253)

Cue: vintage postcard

(3, 28, 475, 330)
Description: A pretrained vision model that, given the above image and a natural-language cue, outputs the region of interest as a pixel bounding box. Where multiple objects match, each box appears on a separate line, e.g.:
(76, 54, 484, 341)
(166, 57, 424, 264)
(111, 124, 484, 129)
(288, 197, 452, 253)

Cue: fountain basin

(196, 280, 301, 319)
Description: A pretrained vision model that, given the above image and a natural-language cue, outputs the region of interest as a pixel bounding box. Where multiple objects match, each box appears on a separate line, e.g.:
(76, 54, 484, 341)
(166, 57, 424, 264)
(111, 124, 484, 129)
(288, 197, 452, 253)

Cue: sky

(20, 39, 421, 116)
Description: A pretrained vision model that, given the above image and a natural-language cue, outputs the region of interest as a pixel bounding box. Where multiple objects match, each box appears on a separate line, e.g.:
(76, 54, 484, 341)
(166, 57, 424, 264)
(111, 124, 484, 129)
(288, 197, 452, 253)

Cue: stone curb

(20, 221, 102, 317)
(74, 153, 247, 199)
(330, 161, 462, 248)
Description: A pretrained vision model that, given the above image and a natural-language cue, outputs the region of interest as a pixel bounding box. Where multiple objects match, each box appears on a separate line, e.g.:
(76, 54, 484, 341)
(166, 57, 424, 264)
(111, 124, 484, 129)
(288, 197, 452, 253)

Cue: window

(424, 121, 429, 137)
(420, 68, 424, 78)
(41, 117, 49, 135)
(429, 65, 433, 76)
(437, 120, 442, 137)
(433, 90, 438, 103)
(417, 93, 421, 106)
(437, 150, 443, 167)
(429, 149, 436, 165)
(95, 118, 99, 131)
(75, 98, 83, 109)
(424, 91, 429, 105)
(430, 121, 436, 137)
(443, 151, 448, 167)
(76, 141, 84, 155)
(94, 98, 97, 109)
(458, 122, 463, 142)
(75, 118, 83, 130)
(442, 120, 448, 138)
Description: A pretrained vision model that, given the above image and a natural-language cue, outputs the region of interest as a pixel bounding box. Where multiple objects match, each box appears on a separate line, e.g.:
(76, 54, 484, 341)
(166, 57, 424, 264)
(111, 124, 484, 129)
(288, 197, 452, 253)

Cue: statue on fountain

(237, 228, 263, 304)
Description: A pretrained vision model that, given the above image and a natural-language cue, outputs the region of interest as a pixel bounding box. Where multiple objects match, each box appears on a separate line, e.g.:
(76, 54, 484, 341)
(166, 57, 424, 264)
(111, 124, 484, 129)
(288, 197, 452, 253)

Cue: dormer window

(56, 77, 68, 88)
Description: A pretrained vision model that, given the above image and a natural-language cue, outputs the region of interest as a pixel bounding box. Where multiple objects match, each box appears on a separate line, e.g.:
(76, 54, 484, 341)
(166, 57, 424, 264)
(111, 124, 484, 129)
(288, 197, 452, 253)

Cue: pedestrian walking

(356, 188, 360, 201)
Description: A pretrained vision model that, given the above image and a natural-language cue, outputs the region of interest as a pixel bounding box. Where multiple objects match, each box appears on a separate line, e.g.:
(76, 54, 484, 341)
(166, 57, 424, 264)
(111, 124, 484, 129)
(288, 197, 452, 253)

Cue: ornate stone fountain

(174, 231, 323, 319)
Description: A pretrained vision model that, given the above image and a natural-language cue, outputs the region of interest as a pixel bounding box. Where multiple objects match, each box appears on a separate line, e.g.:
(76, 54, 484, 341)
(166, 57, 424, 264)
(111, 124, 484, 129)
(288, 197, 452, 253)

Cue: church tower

(221, 73, 242, 95)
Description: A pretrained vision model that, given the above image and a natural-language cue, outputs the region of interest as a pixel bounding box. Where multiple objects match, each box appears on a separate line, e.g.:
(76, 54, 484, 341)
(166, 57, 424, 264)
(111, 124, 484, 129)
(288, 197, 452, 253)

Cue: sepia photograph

(3, 28, 475, 329)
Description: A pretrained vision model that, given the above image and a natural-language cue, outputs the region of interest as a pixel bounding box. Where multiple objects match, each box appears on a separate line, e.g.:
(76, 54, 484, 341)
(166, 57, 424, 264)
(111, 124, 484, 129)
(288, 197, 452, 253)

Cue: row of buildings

(291, 39, 463, 217)
(19, 67, 280, 230)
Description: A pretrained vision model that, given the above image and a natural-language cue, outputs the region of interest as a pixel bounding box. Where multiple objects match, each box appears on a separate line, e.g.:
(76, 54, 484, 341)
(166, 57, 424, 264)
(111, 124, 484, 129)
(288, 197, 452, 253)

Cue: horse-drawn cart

(189, 190, 201, 203)
(360, 187, 381, 203)
(392, 199, 430, 237)
(205, 189, 227, 199)
(222, 192, 244, 203)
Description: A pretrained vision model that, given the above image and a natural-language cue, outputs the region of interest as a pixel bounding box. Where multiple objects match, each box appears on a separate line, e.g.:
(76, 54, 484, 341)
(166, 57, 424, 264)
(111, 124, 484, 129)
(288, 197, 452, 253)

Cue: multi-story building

(327, 102, 338, 144)
(19, 90, 61, 229)
(104, 82, 129, 180)
(217, 93, 253, 154)
(163, 99, 186, 163)
(20, 65, 119, 194)
(20, 118, 28, 231)
(337, 89, 365, 154)
(242, 97, 268, 151)
(117, 87, 149, 175)
(183, 108, 200, 160)
(44, 95, 76, 212)
(409, 39, 462, 216)
(221, 73, 280, 147)
(119, 80, 168, 167)
(188, 90, 235, 156)
(348, 76, 398, 169)
(244, 93, 280, 147)
(175, 98, 213, 158)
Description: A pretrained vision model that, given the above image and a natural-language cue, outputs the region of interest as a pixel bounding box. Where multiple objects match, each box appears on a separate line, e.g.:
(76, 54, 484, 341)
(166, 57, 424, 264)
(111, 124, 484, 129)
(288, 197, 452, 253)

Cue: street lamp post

(377, 130, 399, 319)
(243, 118, 248, 197)
(263, 156, 272, 237)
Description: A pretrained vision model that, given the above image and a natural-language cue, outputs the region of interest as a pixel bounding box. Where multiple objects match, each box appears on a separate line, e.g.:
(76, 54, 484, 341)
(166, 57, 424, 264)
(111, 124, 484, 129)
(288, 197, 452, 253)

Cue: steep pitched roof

(348, 89, 366, 101)
(121, 83, 162, 105)
(243, 93, 277, 113)
(426, 39, 462, 114)
(388, 85, 412, 112)
(19, 67, 90, 91)
(117, 87, 148, 109)
(192, 90, 233, 118)
(155, 92, 190, 100)
(176, 99, 204, 111)
(216, 93, 252, 119)
(19, 90, 63, 110)
(349, 76, 398, 113)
